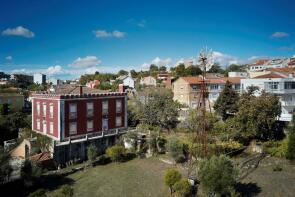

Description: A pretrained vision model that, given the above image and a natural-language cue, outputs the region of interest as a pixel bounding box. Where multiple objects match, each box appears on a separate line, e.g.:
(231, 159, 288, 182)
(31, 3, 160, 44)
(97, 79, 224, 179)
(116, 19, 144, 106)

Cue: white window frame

(116, 100, 122, 113)
(87, 102, 94, 117)
(49, 103, 54, 118)
(43, 120, 47, 133)
(37, 102, 40, 116)
(50, 122, 54, 134)
(102, 119, 108, 131)
(69, 122, 77, 135)
(116, 116, 122, 127)
(87, 120, 93, 132)
(43, 103, 47, 117)
(36, 119, 40, 130)
(102, 101, 108, 115)
(69, 103, 77, 119)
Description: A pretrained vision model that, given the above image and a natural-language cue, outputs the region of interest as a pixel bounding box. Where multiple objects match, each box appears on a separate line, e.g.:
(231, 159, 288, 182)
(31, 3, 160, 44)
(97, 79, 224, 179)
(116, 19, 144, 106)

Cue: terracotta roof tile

(29, 152, 52, 162)
(253, 73, 287, 79)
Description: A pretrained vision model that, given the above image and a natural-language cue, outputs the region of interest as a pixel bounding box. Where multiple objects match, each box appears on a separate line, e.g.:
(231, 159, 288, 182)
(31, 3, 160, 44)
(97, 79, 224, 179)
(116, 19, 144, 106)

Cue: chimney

(79, 85, 83, 94)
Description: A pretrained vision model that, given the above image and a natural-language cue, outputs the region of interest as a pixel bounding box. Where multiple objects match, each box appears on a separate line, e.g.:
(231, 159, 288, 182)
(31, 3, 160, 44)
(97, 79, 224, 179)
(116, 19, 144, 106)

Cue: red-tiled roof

(29, 152, 52, 162)
(267, 67, 295, 73)
(254, 73, 286, 79)
(182, 77, 203, 84)
(253, 59, 269, 65)
(181, 76, 243, 84)
(288, 58, 295, 66)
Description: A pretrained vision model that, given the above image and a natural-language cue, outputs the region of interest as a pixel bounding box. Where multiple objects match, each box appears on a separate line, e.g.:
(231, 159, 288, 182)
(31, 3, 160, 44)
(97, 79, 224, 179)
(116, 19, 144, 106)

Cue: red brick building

(31, 86, 127, 164)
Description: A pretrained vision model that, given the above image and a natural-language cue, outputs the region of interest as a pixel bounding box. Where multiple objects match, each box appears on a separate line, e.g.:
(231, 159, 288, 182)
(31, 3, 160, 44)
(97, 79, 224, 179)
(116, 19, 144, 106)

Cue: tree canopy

(213, 81, 239, 120)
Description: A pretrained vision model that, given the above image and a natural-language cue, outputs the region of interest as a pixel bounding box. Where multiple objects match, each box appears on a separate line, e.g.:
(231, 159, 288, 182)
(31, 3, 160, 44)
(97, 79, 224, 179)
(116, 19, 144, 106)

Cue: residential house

(31, 85, 127, 164)
(140, 76, 157, 86)
(117, 75, 135, 89)
(86, 80, 101, 89)
(241, 72, 295, 122)
(172, 76, 243, 109)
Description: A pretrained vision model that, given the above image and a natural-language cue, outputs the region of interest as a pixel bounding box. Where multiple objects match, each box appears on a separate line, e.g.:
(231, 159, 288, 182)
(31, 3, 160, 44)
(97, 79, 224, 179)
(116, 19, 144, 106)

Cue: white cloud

(151, 57, 172, 67)
(293, 54, 295, 58)
(5, 56, 12, 60)
(93, 30, 126, 38)
(271, 31, 289, 38)
(141, 63, 150, 70)
(68, 56, 101, 68)
(46, 65, 63, 75)
(212, 51, 238, 67)
(2, 26, 34, 38)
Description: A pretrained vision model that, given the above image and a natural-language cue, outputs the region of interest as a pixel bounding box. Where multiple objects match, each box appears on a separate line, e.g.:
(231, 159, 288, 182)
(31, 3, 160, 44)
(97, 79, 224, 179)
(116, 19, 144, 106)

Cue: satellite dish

(198, 47, 214, 72)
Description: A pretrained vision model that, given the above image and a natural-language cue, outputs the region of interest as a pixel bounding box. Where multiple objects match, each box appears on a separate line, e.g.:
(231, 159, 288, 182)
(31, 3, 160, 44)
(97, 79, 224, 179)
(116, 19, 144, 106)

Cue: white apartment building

(34, 73, 46, 85)
(241, 73, 295, 121)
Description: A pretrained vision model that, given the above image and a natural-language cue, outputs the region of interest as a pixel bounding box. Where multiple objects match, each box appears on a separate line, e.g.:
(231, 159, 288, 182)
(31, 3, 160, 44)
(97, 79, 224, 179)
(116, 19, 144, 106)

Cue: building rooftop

(253, 73, 287, 79)
(181, 76, 243, 84)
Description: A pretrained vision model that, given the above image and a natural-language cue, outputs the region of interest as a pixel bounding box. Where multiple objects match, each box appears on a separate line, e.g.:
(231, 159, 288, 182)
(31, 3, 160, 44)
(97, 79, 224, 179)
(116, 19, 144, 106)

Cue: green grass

(51, 158, 174, 197)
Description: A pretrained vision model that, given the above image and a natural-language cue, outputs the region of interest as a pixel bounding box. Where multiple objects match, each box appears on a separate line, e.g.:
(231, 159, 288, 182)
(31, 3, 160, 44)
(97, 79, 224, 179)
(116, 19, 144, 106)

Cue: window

(87, 120, 93, 132)
(116, 116, 122, 127)
(87, 102, 94, 117)
(102, 101, 108, 115)
(36, 119, 40, 130)
(102, 119, 108, 131)
(116, 100, 122, 113)
(210, 84, 219, 90)
(284, 82, 295, 89)
(69, 103, 77, 119)
(37, 102, 40, 116)
(69, 122, 77, 135)
(43, 103, 47, 117)
(268, 82, 279, 90)
(43, 121, 47, 133)
(50, 104, 54, 118)
(50, 122, 54, 134)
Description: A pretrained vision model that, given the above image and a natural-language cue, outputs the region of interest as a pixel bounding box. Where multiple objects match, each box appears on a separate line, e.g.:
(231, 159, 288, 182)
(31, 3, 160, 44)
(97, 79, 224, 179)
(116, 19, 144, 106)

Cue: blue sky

(0, 0, 294, 79)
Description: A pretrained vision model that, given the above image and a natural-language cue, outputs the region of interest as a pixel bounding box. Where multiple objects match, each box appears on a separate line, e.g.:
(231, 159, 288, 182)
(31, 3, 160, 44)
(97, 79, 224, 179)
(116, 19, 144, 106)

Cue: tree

(174, 64, 186, 77)
(231, 87, 281, 140)
(164, 168, 182, 194)
(137, 88, 179, 131)
(173, 179, 192, 197)
(159, 66, 167, 72)
(199, 155, 237, 196)
(185, 66, 202, 76)
(149, 64, 159, 72)
(166, 138, 186, 163)
(0, 147, 12, 183)
(130, 69, 138, 78)
(87, 144, 98, 163)
(208, 63, 225, 74)
(214, 81, 239, 120)
(225, 64, 243, 76)
(106, 145, 126, 162)
(286, 114, 295, 160)
(21, 160, 42, 187)
(118, 70, 129, 76)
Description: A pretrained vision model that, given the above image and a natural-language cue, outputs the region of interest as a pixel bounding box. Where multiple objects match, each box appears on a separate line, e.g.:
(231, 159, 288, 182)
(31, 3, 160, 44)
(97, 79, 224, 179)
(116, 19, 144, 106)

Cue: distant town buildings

(34, 73, 46, 85)
(31, 85, 127, 164)
(140, 76, 157, 86)
(10, 74, 33, 84)
(86, 80, 101, 89)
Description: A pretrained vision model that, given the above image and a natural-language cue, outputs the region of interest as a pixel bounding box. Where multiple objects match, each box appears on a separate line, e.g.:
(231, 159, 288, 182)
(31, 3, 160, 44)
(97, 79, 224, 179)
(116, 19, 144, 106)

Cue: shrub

(28, 189, 46, 197)
(163, 168, 182, 194)
(106, 145, 126, 162)
(286, 129, 295, 160)
(87, 144, 98, 163)
(199, 155, 238, 196)
(173, 178, 192, 196)
(263, 139, 288, 158)
(21, 160, 42, 187)
(53, 185, 73, 197)
(166, 138, 186, 163)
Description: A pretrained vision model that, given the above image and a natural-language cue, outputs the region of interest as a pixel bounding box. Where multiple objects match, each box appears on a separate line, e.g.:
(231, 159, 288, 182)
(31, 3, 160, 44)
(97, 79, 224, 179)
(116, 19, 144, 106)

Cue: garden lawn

(52, 158, 173, 197)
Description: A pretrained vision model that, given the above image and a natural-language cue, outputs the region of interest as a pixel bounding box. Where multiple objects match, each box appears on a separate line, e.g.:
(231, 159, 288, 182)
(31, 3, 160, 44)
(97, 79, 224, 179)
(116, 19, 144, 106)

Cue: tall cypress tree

(286, 114, 295, 160)
(213, 81, 239, 120)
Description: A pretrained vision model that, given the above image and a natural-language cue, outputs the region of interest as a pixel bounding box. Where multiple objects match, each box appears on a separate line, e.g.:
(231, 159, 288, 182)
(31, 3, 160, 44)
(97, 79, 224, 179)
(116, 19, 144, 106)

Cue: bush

(286, 128, 295, 160)
(173, 178, 192, 196)
(263, 139, 288, 158)
(163, 168, 182, 194)
(28, 189, 47, 197)
(199, 155, 238, 196)
(21, 160, 42, 187)
(87, 144, 98, 163)
(166, 138, 186, 163)
(53, 185, 73, 197)
(106, 145, 126, 162)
